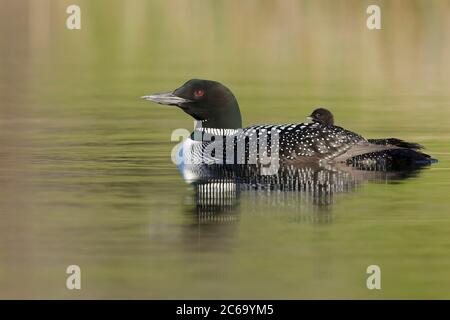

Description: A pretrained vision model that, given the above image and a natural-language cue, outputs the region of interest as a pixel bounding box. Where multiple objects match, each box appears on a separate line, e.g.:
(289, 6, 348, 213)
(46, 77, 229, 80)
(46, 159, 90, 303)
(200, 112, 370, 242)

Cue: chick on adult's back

(307, 107, 436, 169)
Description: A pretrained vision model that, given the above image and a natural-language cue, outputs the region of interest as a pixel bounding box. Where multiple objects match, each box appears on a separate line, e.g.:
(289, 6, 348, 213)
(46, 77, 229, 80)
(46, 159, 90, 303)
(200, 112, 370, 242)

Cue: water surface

(0, 0, 450, 299)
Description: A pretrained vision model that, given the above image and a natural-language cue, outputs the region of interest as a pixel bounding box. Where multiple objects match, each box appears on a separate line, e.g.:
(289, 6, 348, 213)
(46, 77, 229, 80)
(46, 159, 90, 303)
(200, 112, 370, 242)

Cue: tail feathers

(367, 138, 423, 150)
(347, 148, 437, 171)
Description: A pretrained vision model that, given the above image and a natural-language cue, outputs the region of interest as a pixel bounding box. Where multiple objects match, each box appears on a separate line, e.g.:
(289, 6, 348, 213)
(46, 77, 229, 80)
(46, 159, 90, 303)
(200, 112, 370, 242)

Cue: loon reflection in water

(170, 163, 427, 252)
(184, 162, 425, 225)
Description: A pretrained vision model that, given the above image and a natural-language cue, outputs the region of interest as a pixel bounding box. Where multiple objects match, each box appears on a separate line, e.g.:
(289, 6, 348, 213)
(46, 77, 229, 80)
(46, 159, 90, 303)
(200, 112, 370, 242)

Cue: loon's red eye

(194, 89, 205, 98)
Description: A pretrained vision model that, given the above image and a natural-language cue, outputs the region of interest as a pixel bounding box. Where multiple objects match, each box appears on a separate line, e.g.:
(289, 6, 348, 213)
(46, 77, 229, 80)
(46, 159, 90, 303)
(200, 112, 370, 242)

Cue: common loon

(142, 79, 436, 169)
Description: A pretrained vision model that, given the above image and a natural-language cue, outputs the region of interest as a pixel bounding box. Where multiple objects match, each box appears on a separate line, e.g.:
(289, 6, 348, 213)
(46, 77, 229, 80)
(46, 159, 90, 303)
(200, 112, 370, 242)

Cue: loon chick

(142, 79, 435, 168)
(308, 108, 424, 150)
(307, 108, 334, 127)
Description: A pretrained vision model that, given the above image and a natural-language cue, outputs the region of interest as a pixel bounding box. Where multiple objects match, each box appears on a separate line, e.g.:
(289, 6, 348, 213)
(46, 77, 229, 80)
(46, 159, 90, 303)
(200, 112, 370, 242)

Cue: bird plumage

(143, 80, 437, 170)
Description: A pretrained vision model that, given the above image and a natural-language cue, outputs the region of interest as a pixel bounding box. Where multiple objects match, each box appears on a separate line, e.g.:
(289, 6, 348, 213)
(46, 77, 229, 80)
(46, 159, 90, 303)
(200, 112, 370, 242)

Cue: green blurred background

(0, 0, 449, 299)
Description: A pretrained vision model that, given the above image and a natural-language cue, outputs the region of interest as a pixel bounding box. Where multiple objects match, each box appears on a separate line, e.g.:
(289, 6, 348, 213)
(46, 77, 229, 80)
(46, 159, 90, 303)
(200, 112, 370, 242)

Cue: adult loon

(142, 79, 435, 169)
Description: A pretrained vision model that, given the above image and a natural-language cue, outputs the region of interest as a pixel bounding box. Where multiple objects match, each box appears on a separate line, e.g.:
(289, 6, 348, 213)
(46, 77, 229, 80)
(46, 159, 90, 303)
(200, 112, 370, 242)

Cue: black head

(308, 108, 334, 126)
(142, 79, 242, 129)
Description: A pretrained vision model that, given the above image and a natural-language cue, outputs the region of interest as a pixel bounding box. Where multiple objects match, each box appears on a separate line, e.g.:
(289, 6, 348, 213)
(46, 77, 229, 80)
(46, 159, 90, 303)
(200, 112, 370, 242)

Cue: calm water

(1, 0, 450, 299)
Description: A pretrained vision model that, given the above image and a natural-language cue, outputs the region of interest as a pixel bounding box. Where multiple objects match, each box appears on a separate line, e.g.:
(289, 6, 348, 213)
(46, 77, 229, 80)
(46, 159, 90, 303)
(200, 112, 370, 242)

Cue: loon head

(142, 79, 242, 129)
(307, 108, 334, 126)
